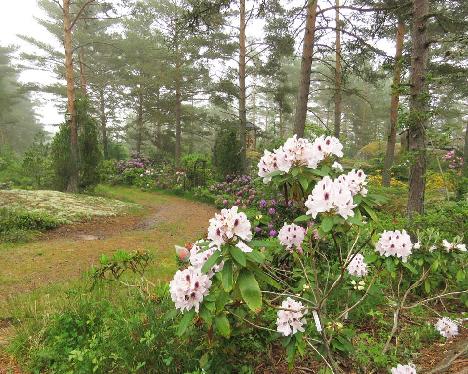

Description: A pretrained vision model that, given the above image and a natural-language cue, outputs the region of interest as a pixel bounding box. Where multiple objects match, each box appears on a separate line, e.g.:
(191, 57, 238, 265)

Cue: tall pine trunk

(238, 0, 247, 172)
(382, 19, 405, 187)
(63, 0, 78, 193)
(293, 0, 318, 137)
(333, 0, 342, 138)
(99, 88, 108, 160)
(463, 122, 468, 178)
(407, 0, 429, 215)
(136, 89, 143, 156)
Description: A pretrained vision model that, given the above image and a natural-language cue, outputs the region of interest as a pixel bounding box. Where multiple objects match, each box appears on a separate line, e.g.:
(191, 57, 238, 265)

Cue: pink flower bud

(175, 245, 190, 261)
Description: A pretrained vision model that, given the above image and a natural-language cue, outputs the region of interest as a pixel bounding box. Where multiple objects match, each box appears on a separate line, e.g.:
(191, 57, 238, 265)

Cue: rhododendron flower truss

(257, 135, 344, 183)
(442, 239, 466, 252)
(305, 176, 356, 219)
(435, 317, 459, 338)
(276, 297, 307, 337)
(189, 242, 224, 277)
(278, 223, 306, 252)
(391, 364, 417, 374)
(169, 266, 212, 313)
(337, 169, 368, 197)
(347, 254, 368, 277)
(207, 206, 252, 249)
(375, 230, 413, 262)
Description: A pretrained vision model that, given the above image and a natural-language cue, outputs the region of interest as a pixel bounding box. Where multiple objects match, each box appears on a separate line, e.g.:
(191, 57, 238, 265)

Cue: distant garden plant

(169, 135, 467, 372)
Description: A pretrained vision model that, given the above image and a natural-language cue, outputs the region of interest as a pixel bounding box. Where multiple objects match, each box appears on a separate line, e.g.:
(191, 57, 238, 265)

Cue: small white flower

(391, 364, 416, 374)
(207, 206, 252, 246)
(375, 230, 413, 262)
(414, 242, 421, 249)
(169, 266, 211, 312)
(278, 223, 306, 252)
(332, 161, 343, 171)
(435, 317, 459, 339)
(276, 297, 307, 336)
(347, 254, 368, 277)
(456, 243, 466, 252)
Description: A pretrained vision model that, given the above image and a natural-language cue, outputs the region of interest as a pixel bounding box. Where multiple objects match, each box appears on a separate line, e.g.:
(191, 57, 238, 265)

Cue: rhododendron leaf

(215, 314, 231, 338)
(456, 269, 465, 282)
(216, 290, 231, 313)
(229, 246, 246, 267)
(176, 309, 195, 336)
(312, 167, 329, 177)
(294, 215, 310, 223)
(201, 250, 221, 273)
(286, 340, 296, 368)
(199, 305, 213, 326)
(222, 260, 233, 292)
(321, 216, 334, 233)
(298, 175, 309, 191)
(365, 253, 379, 264)
(291, 167, 300, 177)
(238, 269, 262, 312)
(362, 205, 379, 222)
(424, 279, 431, 293)
(268, 170, 283, 177)
(402, 262, 418, 275)
(250, 239, 277, 248)
(431, 260, 439, 271)
(251, 268, 282, 290)
(246, 250, 265, 264)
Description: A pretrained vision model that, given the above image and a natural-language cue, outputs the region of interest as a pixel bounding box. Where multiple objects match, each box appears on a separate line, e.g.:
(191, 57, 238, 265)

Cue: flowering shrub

(168, 135, 467, 372)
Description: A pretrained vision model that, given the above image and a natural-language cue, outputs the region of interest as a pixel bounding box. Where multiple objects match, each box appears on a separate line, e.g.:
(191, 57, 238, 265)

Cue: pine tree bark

(99, 88, 108, 160)
(63, 0, 78, 193)
(382, 19, 405, 187)
(238, 0, 247, 172)
(175, 62, 182, 165)
(136, 89, 143, 156)
(333, 0, 342, 139)
(293, 0, 318, 137)
(407, 0, 429, 215)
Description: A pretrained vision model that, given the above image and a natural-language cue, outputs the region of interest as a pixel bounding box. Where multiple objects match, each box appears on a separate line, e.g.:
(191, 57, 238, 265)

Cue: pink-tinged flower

(207, 206, 252, 247)
(169, 266, 212, 312)
(375, 230, 413, 262)
(390, 364, 416, 374)
(338, 169, 368, 196)
(347, 254, 368, 277)
(312, 135, 344, 162)
(278, 223, 305, 252)
(175, 245, 190, 261)
(222, 199, 228, 206)
(236, 240, 253, 253)
(276, 297, 307, 336)
(189, 242, 223, 277)
(281, 135, 316, 169)
(305, 176, 356, 219)
(435, 317, 459, 338)
(258, 149, 281, 183)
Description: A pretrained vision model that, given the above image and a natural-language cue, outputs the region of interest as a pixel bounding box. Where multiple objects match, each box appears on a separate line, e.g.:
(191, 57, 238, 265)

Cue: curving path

(0, 187, 216, 300)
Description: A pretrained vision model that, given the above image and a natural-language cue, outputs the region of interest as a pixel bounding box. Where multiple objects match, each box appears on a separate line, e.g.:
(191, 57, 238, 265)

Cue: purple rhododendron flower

(268, 207, 276, 215)
(269, 230, 278, 237)
(255, 226, 262, 233)
(259, 199, 267, 208)
(223, 199, 228, 206)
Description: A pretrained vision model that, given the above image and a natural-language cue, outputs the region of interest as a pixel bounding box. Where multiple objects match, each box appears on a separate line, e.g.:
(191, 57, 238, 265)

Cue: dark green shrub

(182, 153, 212, 188)
(22, 131, 53, 188)
(212, 127, 241, 178)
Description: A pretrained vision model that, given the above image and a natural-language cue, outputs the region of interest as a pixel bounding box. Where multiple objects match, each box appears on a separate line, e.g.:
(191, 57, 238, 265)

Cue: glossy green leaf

(222, 260, 233, 292)
(229, 246, 246, 267)
(201, 250, 221, 273)
(238, 269, 262, 312)
(214, 314, 231, 338)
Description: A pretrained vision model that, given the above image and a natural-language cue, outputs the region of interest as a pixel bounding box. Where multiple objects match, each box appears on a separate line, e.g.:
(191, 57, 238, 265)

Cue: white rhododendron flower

(276, 297, 307, 336)
(435, 317, 459, 338)
(442, 239, 467, 252)
(312, 135, 344, 160)
(236, 240, 253, 253)
(375, 230, 413, 262)
(305, 176, 356, 219)
(340, 169, 368, 196)
(257, 135, 344, 183)
(278, 223, 306, 252)
(347, 254, 368, 277)
(189, 243, 224, 276)
(391, 364, 416, 374)
(169, 266, 212, 313)
(413, 242, 421, 249)
(207, 206, 252, 247)
(258, 150, 280, 183)
(332, 161, 343, 171)
(281, 135, 316, 169)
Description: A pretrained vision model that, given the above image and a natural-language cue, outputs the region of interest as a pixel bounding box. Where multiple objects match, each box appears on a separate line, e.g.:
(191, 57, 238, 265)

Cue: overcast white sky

(0, 0, 64, 133)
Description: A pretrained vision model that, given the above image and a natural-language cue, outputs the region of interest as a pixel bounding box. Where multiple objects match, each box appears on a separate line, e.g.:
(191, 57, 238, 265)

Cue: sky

(0, 0, 64, 133)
